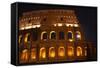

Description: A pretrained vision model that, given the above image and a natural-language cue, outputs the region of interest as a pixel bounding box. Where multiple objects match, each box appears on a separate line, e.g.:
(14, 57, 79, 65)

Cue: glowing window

(41, 31, 47, 40)
(76, 31, 81, 40)
(24, 33, 30, 43)
(50, 31, 56, 39)
(68, 46, 74, 56)
(77, 46, 82, 56)
(59, 31, 64, 40)
(49, 47, 55, 58)
(31, 48, 36, 60)
(58, 46, 65, 57)
(39, 47, 46, 59)
(21, 49, 29, 61)
(19, 35, 22, 44)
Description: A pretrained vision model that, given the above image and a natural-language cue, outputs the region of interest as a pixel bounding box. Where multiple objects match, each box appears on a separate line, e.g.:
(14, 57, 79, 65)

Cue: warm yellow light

(25, 26, 32, 29)
(54, 24, 57, 27)
(42, 52, 46, 58)
(58, 47, 65, 57)
(50, 31, 56, 39)
(40, 47, 46, 59)
(70, 24, 73, 27)
(66, 24, 73, 27)
(77, 51, 80, 56)
(36, 25, 41, 28)
(77, 46, 82, 56)
(49, 47, 55, 58)
(50, 52, 55, 58)
(31, 49, 36, 60)
(31, 54, 36, 59)
(20, 27, 24, 30)
(41, 31, 47, 40)
(68, 51, 73, 56)
(19, 35, 22, 44)
(32, 25, 36, 28)
(21, 49, 28, 61)
(59, 52, 64, 57)
(66, 24, 69, 27)
(69, 39, 73, 42)
(68, 46, 74, 56)
(24, 33, 30, 43)
(74, 24, 78, 27)
(58, 23, 63, 27)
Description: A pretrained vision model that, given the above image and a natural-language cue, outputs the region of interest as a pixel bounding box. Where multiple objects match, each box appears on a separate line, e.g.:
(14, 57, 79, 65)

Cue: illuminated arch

(67, 31, 73, 42)
(21, 49, 29, 61)
(39, 47, 46, 59)
(68, 46, 74, 56)
(41, 31, 47, 40)
(24, 33, 30, 43)
(58, 46, 65, 57)
(19, 35, 22, 44)
(31, 48, 36, 60)
(76, 31, 81, 40)
(49, 47, 55, 58)
(77, 46, 82, 56)
(50, 31, 56, 39)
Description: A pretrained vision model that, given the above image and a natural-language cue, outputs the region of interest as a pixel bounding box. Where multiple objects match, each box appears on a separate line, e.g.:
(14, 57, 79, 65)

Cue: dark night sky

(17, 2, 97, 42)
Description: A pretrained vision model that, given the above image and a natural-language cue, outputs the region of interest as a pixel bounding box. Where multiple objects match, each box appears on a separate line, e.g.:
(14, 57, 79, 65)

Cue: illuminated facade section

(76, 31, 81, 40)
(31, 48, 36, 60)
(77, 46, 83, 56)
(41, 31, 48, 40)
(49, 47, 55, 58)
(21, 49, 29, 61)
(18, 9, 95, 64)
(58, 47, 65, 57)
(39, 47, 46, 59)
(50, 31, 56, 39)
(68, 46, 74, 56)
(19, 35, 22, 44)
(24, 33, 30, 43)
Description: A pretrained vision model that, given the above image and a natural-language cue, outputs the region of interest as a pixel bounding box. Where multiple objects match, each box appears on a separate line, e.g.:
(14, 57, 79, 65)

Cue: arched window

(76, 31, 81, 40)
(49, 47, 55, 58)
(59, 31, 64, 40)
(77, 46, 82, 56)
(50, 31, 56, 39)
(19, 35, 22, 44)
(24, 33, 30, 43)
(68, 46, 74, 56)
(58, 46, 65, 57)
(21, 49, 29, 61)
(41, 31, 47, 40)
(39, 47, 46, 59)
(67, 31, 73, 42)
(31, 48, 36, 60)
